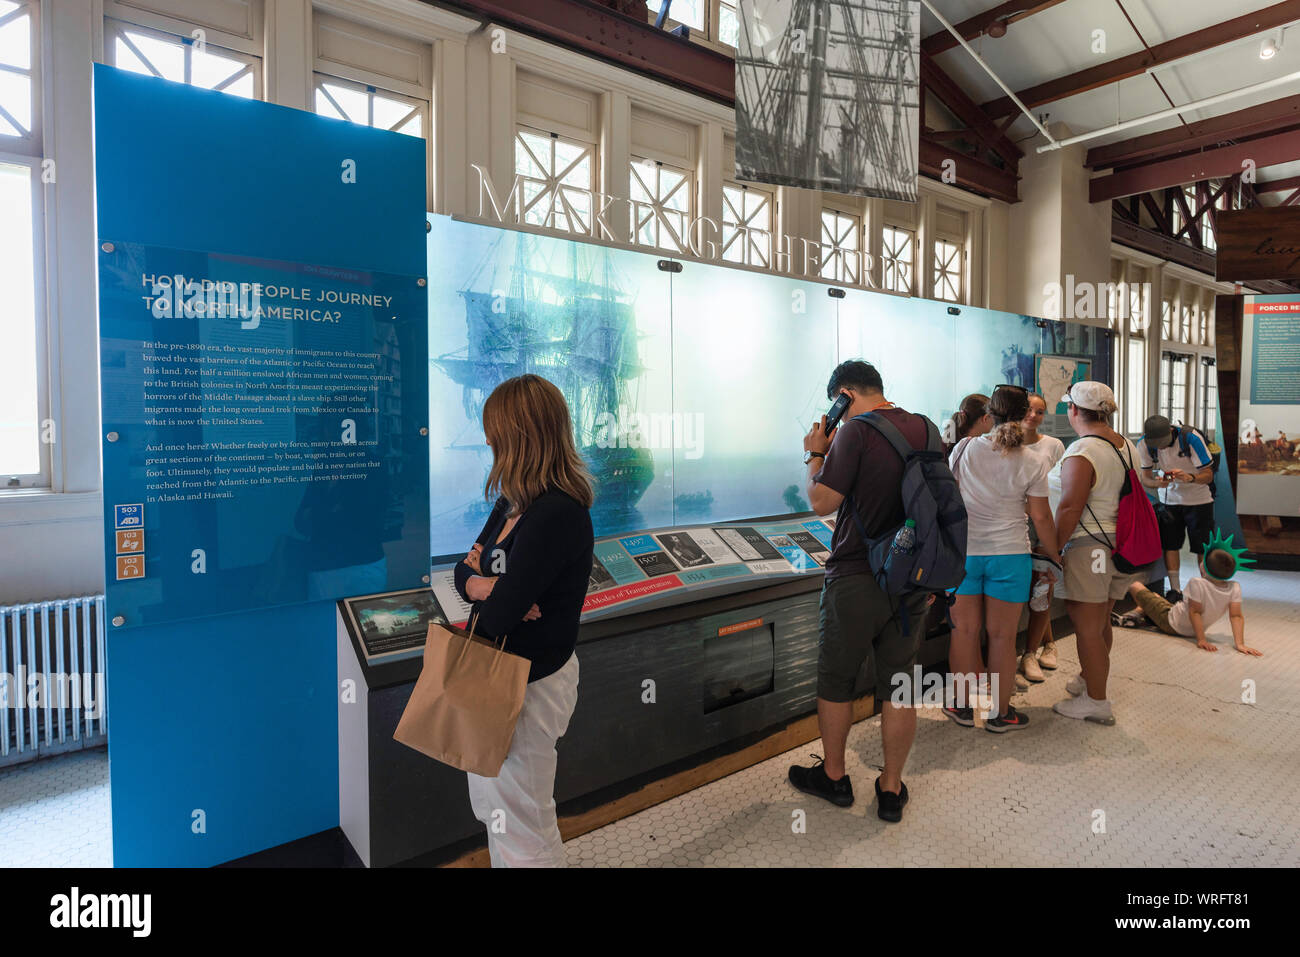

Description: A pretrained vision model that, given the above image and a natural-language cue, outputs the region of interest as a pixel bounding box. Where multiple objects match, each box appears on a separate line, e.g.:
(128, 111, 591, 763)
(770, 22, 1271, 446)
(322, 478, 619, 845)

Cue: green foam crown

(1201, 528, 1256, 580)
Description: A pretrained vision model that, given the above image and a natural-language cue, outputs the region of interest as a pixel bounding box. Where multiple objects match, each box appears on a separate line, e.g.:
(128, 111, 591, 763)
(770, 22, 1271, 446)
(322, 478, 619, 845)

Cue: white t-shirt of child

(1023, 433, 1065, 471)
(1168, 576, 1242, 637)
(949, 434, 1051, 555)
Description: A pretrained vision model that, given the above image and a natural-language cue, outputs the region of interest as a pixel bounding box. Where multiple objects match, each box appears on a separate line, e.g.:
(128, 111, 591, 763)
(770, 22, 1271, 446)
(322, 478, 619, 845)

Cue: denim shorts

(955, 553, 1032, 603)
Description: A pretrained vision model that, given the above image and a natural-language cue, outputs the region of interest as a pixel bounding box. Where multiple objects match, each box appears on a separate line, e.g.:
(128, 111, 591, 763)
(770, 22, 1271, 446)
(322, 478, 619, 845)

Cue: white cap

(1062, 380, 1116, 412)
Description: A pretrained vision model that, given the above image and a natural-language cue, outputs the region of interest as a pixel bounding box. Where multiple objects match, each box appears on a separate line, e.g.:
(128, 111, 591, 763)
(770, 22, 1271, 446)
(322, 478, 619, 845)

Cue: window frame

(1159, 350, 1192, 425)
(0, 149, 50, 488)
(630, 154, 694, 254)
(644, 0, 738, 50)
(313, 72, 427, 139)
(512, 125, 598, 235)
(721, 181, 773, 268)
(819, 207, 862, 286)
(1125, 336, 1146, 436)
(1200, 356, 1218, 441)
(104, 17, 262, 100)
(881, 224, 915, 295)
(933, 237, 963, 303)
(0, 0, 40, 156)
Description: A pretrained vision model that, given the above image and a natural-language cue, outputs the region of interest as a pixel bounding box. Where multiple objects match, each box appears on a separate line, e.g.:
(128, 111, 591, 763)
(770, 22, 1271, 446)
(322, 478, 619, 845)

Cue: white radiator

(1, 596, 107, 767)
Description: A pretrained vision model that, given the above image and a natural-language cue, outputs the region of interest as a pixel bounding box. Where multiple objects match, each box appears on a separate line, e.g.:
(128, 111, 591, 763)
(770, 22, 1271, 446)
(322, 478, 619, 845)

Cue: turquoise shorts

(955, 553, 1033, 603)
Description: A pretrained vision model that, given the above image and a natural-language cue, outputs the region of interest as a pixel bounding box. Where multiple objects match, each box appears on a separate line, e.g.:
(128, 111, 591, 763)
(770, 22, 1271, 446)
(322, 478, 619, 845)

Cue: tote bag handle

(464, 612, 511, 662)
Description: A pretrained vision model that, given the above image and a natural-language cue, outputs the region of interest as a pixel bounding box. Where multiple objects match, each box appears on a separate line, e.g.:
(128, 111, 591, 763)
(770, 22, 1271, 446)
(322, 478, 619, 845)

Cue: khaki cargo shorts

(1059, 538, 1143, 604)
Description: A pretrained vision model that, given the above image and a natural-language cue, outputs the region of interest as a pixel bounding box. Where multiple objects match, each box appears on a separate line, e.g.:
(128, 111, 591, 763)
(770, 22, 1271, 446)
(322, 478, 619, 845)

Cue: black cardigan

(453, 489, 594, 682)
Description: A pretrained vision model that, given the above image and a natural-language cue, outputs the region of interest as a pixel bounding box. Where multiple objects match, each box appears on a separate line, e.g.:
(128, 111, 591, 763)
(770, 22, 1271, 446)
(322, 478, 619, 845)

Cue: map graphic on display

(1035, 355, 1092, 415)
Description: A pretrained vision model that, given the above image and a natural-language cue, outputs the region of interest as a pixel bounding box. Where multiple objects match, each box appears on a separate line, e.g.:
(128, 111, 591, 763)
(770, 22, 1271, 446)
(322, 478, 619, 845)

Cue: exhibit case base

(336, 574, 958, 867)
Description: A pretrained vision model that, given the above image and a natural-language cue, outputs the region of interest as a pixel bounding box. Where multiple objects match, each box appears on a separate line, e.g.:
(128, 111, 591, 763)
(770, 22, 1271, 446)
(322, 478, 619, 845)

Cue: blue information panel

(1249, 304, 1300, 405)
(99, 241, 429, 627)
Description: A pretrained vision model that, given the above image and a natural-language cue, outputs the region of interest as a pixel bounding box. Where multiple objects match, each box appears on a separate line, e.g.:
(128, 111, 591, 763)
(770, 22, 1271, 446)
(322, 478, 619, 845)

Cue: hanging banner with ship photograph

(735, 0, 921, 201)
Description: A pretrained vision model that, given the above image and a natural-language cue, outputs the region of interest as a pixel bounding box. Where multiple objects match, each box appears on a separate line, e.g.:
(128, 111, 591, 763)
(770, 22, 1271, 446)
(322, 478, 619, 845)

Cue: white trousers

(466, 652, 579, 868)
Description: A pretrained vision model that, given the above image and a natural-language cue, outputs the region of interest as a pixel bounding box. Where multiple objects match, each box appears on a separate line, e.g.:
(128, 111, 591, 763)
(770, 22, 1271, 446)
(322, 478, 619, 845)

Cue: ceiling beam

(1090, 128, 1300, 202)
(1112, 217, 1217, 274)
(429, 0, 735, 103)
(1140, 192, 1169, 232)
(919, 136, 1020, 204)
(920, 50, 1023, 166)
(921, 0, 1068, 57)
(1086, 94, 1300, 169)
(1259, 174, 1300, 192)
(982, 0, 1300, 119)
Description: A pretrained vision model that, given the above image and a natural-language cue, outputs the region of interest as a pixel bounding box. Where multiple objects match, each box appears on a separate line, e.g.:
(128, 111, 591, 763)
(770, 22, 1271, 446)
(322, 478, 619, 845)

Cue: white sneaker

(1021, 653, 1045, 682)
(1039, 642, 1058, 670)
(1065, 673, 1086, 696)
(1014, 672, 1029, 691)
(1053, 693, 1115, 725)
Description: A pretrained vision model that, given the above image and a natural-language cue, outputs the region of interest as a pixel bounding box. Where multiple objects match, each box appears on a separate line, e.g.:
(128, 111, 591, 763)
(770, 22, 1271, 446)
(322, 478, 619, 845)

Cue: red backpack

(1081, 436, 1162, 572)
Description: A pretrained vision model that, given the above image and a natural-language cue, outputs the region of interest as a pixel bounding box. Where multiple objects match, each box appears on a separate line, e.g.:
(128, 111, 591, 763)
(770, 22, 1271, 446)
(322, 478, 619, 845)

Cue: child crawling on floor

(1117, 532, 1262, 657)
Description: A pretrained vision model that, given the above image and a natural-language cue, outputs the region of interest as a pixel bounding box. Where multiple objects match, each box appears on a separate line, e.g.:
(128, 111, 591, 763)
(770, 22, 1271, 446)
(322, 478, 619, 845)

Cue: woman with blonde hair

(453, 373, 595, 867)
(944, 385, 1060, 732)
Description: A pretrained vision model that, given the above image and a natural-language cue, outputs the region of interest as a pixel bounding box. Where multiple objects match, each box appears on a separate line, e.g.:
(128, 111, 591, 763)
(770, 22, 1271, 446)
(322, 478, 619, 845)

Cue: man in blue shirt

(1137, 415, 1215, 602)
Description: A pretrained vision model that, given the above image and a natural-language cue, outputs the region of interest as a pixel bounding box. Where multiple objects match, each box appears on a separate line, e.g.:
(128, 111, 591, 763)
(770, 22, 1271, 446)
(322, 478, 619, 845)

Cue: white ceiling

(921, 0, 1300, 200)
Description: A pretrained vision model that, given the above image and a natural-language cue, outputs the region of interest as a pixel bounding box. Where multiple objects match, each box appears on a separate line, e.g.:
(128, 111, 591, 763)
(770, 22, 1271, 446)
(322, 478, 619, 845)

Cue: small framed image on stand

(342, 587, 446, 663)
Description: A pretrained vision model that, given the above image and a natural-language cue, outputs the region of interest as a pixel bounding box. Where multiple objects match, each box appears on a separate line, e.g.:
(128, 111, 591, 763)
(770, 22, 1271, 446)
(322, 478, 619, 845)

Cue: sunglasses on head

(995, 383, 1029, 395)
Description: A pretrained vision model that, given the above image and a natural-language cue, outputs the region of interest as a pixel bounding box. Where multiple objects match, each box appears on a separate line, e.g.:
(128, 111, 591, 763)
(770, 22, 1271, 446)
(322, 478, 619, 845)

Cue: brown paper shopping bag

(393, 617, 530, 777)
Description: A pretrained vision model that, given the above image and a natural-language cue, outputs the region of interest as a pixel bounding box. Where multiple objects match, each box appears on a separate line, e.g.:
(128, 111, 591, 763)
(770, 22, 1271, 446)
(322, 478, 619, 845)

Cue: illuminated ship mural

(433, 233, 654, 529)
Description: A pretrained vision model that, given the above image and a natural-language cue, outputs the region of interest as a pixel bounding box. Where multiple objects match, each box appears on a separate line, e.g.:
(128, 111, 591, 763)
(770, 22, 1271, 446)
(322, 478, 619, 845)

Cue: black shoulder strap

(852, 410, 917, 461)
(921, 416, 944, 453)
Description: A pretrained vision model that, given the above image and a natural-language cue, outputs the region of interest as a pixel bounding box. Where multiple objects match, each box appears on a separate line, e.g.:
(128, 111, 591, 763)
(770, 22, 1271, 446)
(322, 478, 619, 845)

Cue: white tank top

(1048, 434, 1141, 541)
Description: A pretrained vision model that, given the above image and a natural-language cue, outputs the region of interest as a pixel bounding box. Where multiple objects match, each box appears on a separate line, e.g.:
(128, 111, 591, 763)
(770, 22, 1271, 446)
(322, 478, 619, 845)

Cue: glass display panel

(427, 217, 1114, 557)
(670, 264, 838, 522)
(837, 289, 957, 425)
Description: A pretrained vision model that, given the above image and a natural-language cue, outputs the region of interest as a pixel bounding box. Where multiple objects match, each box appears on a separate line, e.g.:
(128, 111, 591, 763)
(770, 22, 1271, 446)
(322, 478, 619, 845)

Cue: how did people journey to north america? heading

(136, 272, 399, 329)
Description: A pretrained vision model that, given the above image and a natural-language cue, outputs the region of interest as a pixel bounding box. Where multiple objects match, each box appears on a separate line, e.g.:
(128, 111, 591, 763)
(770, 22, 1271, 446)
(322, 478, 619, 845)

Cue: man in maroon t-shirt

(788, 359, 930, 823)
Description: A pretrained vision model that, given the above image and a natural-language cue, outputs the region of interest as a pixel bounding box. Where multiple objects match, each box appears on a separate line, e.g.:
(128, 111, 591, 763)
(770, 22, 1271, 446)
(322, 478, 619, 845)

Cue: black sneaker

(1165, 588, 1184, 604)
(942, 705, 974, 727)
(985, 705, 1030, 733)
(875, 777, 909, 823)
(788, 756, 853, 807)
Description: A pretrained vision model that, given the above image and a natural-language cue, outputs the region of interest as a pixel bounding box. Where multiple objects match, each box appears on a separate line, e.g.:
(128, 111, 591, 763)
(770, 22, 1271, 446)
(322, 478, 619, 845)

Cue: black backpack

(844, 412, 968, 631)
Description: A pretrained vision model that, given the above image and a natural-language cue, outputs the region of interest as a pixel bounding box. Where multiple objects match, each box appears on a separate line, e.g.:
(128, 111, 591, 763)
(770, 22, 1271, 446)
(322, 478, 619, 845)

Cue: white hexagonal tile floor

(565, 562, 1300, 868)
(2, 557, 1296, 868)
